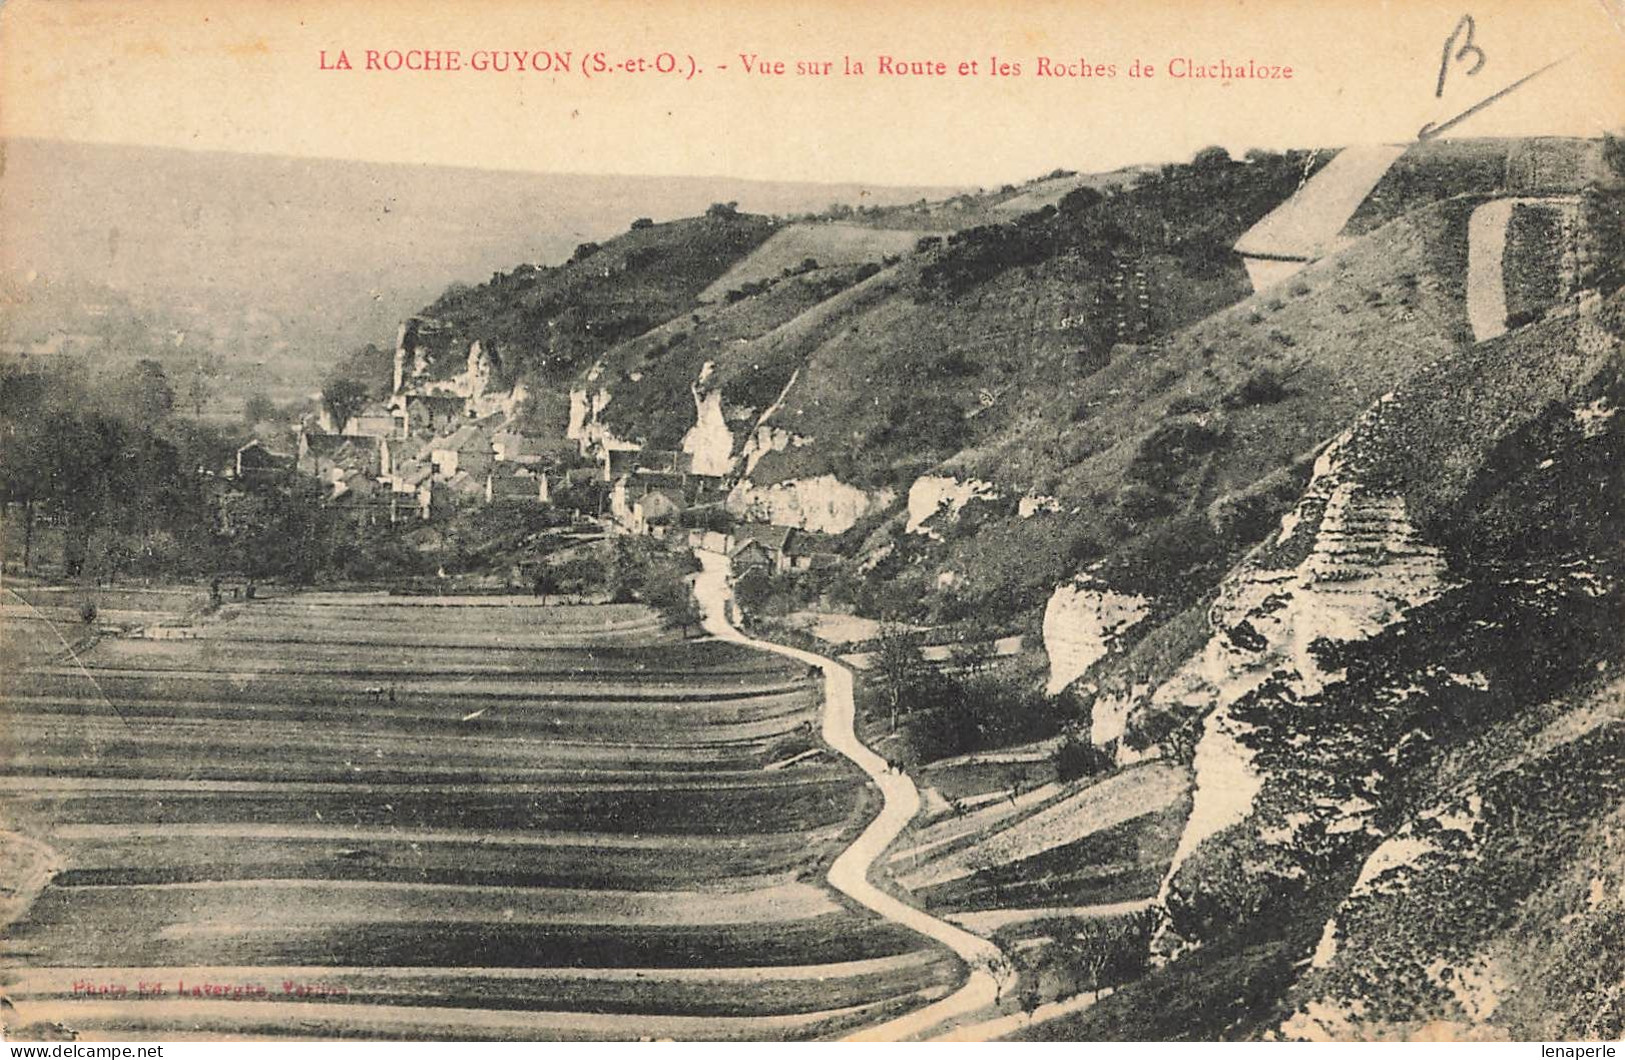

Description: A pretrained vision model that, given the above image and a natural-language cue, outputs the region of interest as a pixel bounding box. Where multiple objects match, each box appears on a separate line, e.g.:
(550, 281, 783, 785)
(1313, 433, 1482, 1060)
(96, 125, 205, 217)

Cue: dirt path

(1466, 196, 1580, 342)
(692, 551, 1014, 1041)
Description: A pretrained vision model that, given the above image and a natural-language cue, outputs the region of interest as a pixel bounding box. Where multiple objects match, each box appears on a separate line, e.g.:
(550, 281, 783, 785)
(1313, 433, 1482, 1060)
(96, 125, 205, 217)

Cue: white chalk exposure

(727, 475, 894, 535)
(1154, 419, 1452, 889)
(1041, 579, 1150, 697)
(682, 367, 736, 477)
(741, 424, 811, 477)
(906, 475, 999, 537)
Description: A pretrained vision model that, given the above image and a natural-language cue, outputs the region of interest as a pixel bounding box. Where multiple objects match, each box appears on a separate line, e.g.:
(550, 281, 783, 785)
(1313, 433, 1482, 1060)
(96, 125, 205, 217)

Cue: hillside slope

(1027, 291, 1623, 1041)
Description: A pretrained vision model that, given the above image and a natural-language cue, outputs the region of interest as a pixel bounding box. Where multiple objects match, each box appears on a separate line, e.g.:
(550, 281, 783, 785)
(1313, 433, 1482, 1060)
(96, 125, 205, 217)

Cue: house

(391, 473, 453, 521)
(631, 468, 688, 489)
(388, 459, 433, 494)
(331, 473, 393, 527)
(600, 447, 642, 482)
(492, 430, 571, 467)
(728, 523, 794, 574)
(393, 393, 466, 437)
(233, 439, 292, 483)
(785, 529, 841, 572)
(427, 425, 493, 479)
(634, 449, 688, 475)
(730, 539, 780, 574)
(298, 431, 389, 479)
(445, 469, 485, 500)
(332, 469, 381, 501)
(631, 487, 684, 537)
(486, 467, 549, 505)
(343, 402, 396, 438)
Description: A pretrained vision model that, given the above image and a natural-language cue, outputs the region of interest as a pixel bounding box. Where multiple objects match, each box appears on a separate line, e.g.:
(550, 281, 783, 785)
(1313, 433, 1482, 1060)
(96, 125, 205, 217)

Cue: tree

(185, 357, 218, 417)
(321, 377, 370, 434)
(1058, 924, 1114, 1000)
(950, 621, 1000, 676)
(705, 201, 740, 219)
(1050, 911, 1155, 1000)
(873, 624, 927, 731)
(1054, 730, 1112, 782)
(117, 359, 174, 422)
(732, 568, 773, 614)
(532, 566, 559, 603)
(630, 217, 655, 230)
(644, 572, 702, 638)
(243, 393, 277, 426)
(1020, 980, 1043, 1019)
(1191, 144, 1233, 170)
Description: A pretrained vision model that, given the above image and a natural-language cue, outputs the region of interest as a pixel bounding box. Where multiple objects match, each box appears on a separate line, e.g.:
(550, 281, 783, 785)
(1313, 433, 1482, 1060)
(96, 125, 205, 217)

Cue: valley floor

(0, 588, 959, 1041)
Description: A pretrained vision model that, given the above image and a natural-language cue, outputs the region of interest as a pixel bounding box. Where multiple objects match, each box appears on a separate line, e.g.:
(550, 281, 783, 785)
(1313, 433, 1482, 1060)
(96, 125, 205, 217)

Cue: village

(224, 320, 843, 581)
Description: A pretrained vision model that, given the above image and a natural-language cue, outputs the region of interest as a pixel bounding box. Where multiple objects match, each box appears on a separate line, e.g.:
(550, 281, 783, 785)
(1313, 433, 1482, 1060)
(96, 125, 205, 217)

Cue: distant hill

(0, 138, 963, 403)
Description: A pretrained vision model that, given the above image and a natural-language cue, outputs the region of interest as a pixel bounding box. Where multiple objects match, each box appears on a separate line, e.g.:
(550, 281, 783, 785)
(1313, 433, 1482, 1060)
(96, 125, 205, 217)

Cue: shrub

(733, 569, 773, 612)
(1054, 731, 1113, 781)
(1118, 481, 1173, 521)
(629, 217, 654, 230)
(1126, 419, 1224, 489)
(1168, 394, 1211, 415)
(1221, 366, 1290, 408)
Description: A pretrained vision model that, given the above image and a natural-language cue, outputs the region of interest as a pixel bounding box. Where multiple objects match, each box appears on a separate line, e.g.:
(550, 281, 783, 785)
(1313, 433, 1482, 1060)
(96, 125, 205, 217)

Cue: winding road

(692, 551, 1014, 1041)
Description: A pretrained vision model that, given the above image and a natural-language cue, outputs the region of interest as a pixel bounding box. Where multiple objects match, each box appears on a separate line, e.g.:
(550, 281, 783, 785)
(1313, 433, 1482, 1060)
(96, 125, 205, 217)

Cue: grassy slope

(588, 263, 879, 448)
(851, 195, 1478, 630)
(699, 224, 923, 300)
(742, 153, 1323, 493)
(1280, 676, 1625, 1040)
(412, 213, 778, 393)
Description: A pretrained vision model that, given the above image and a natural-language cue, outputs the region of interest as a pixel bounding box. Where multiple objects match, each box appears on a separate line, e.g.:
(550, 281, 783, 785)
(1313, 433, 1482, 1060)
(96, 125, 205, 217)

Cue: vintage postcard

(0, 0, 1622, 1045)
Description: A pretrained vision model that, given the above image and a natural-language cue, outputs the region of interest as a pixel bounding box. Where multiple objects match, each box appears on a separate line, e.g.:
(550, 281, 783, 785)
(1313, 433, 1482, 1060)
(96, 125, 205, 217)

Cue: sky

(1, 0, 1622, 187)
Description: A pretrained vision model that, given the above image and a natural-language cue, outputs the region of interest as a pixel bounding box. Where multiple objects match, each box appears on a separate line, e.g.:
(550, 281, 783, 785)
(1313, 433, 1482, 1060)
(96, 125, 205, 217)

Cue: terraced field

(0, 593, 957, 1040)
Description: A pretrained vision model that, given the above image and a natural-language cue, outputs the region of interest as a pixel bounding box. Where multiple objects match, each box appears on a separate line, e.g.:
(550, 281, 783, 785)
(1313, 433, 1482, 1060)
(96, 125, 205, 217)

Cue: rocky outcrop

(1147, 412, 1453, 921)
(726, 475, 894, 535)
(1041, 578, 1150, 697)
(681, 364, 736, 477)
(741, 424, 812, 477)
(906, 475, 999, 538)
(566, 384, 640, 456)
(1143, 299, 1624, 965)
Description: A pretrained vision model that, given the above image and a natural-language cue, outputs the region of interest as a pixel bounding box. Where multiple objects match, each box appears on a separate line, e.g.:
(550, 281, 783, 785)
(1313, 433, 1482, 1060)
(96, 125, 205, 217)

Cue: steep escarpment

(1022, 291, 1622, 1042)
(1146, 294, 1623, 989)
